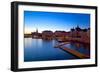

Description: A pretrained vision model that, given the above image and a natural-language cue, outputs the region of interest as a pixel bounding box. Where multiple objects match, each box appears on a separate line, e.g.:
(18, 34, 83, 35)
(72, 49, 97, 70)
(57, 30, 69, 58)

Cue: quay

(54, 44, 89, 59)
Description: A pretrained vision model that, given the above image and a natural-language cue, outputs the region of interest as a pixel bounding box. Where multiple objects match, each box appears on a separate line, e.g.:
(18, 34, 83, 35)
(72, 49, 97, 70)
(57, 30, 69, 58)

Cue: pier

(54, 44, 89, 59)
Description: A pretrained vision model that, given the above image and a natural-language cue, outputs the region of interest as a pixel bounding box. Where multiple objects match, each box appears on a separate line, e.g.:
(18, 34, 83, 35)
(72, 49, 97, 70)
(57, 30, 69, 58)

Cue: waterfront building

(42, 30, 53, 40)
(70, 26, 90, 44)
(54, 31, 69, 37)
(31, 29, 42, 38)
(24, 34, 32, 38)
(54, 31, 70, 42)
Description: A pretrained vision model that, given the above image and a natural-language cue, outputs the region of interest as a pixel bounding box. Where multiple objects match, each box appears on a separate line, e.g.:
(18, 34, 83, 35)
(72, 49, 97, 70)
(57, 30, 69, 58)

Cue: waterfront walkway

(54, 44, 89, 59)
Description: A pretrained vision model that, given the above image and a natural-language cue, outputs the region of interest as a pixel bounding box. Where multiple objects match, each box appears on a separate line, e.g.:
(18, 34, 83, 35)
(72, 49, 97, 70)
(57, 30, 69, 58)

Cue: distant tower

(76, 25, 79, 29)
(76, 25, 81, 31)
(36, 28, 38, 33)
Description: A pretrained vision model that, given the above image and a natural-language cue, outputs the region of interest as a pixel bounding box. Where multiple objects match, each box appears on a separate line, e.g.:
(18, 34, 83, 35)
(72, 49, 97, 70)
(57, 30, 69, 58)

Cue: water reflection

(24, 38, 43, 48)
(64, 43, 90, 56)
(24, 38, 78, 62)
(24, 38, 33, 48)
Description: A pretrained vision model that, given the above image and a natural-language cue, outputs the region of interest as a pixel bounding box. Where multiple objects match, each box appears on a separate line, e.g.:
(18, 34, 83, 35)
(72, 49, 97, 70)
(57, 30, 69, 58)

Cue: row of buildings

(31, 29, 70, 40)
(70, 26, 90, 44)
(24, 26, 90, 44)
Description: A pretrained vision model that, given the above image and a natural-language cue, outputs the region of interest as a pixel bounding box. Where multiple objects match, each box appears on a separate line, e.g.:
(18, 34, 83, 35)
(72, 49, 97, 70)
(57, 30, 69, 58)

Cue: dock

(54, 44, 89, 59)
(54, 42, 70, 48)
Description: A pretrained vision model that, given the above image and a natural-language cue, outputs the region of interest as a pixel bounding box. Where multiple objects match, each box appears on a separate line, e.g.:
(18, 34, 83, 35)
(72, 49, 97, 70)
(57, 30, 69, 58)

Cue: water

(64, 43, 90, 56)
(24, 38, 78, 62)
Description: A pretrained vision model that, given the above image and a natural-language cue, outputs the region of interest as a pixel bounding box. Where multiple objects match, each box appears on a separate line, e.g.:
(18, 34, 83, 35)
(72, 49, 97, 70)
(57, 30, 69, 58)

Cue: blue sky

(24, 11, 90, 33)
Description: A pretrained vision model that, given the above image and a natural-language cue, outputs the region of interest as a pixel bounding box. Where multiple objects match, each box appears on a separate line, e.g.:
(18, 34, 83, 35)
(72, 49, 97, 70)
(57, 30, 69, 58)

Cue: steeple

(76, 25, 79, 28)
(76, 25, 81, 31)
(36, 28, 38, 33)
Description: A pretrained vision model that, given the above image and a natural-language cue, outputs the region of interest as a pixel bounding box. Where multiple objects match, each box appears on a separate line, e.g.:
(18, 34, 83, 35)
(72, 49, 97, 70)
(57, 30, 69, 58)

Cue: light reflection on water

(24, 38, 43, 48)
(24, 38, 78, 62)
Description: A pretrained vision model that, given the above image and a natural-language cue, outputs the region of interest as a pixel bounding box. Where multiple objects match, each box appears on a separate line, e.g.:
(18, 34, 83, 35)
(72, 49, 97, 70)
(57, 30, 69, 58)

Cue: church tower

(36, 28, 38, 33)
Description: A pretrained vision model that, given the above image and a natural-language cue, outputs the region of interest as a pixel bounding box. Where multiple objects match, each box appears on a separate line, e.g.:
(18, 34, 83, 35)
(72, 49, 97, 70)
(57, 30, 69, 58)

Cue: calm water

(64, 43, 90, 56)
(24, 38, 78, 62)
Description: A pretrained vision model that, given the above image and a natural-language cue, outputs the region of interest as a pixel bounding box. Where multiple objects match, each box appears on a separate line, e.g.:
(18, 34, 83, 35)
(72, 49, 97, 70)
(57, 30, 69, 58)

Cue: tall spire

(76, 25, 79, 28)
(36, 28, 38, 33)
(76, 25, 81, 31)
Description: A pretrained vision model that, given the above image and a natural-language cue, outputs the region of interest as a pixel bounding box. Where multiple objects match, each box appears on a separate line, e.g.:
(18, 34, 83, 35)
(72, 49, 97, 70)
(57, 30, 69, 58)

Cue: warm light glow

(24, 27, 35, 34)
(24, 27, 57, 34)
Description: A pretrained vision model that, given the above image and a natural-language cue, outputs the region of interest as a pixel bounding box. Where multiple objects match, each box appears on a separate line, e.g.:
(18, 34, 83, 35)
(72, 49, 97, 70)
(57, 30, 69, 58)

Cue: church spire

(36, 28, 38, 33)
(76, 25, 81, 31)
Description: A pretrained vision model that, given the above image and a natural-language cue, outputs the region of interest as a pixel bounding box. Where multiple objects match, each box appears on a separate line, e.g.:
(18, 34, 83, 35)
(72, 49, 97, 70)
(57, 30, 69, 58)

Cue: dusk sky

(24, 11, 90, 34)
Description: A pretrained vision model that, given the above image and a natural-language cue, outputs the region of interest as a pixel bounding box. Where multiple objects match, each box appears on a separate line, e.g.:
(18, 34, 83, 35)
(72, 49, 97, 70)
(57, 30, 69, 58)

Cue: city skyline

(24, 11, 90, 34)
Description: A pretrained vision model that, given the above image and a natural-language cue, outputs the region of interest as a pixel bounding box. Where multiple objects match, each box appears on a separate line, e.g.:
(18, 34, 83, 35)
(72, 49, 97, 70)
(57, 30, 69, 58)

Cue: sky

(24, 11, 90, 34)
